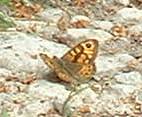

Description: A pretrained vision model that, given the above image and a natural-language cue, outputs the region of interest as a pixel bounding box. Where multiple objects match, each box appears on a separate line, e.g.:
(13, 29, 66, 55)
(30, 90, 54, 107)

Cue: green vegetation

(0, 0, 10, 6)
(0, 108, 9, 117)
(0, 12, 15, 30)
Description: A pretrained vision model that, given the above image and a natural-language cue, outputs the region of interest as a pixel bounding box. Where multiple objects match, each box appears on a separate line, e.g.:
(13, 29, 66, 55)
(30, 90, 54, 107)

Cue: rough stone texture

(0, 0, 142, 117)
(115, 0, 130, 6)
(66, 28, 113, 43)
(91, 20, 114, 31)
(113, 8, 142, 23)
(0, 32, 68, 74)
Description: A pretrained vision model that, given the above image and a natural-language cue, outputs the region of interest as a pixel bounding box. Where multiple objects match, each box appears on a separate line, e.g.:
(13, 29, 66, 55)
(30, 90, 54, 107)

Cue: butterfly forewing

(61, 39, 98, 82)
(62, 39, 98, 64)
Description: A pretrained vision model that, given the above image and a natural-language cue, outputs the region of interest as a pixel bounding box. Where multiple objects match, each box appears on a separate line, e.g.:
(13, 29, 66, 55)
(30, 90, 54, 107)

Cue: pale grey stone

(38, 8, 63, 24)
(96, 53, 134, 73)
(0, 32, 69, 75)
(115, 0, 130, 6)
(113, 8, 142, 23)
(67, 28, 113, 43)
(129, 23, 142, 34)
(91, 20, 114, 31)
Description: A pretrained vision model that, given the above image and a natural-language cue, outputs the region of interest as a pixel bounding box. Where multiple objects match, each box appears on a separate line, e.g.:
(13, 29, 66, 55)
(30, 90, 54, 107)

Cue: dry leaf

(57, 14, 70, 31)
(111, 24, 128, 37)
(11, 0, 41, 19)
(70, 15, 90, 28)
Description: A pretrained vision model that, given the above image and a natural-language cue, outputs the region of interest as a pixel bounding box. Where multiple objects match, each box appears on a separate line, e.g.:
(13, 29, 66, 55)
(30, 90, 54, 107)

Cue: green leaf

(0, 108, 9, 117)
(0, 12, 16, 30)
(0, 0, 10, 6)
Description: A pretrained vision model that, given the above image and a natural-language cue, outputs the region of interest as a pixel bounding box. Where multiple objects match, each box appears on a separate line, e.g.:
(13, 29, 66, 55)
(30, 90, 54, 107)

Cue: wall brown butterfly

(40, 39, 98, 83)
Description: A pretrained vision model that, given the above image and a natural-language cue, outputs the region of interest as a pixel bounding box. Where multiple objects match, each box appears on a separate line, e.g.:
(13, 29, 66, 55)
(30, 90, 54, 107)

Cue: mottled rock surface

(0, 0, 142, 117)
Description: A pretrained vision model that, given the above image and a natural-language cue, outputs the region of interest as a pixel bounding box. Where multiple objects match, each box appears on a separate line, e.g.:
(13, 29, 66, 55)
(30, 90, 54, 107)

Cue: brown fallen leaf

(11, 0, 41, 19)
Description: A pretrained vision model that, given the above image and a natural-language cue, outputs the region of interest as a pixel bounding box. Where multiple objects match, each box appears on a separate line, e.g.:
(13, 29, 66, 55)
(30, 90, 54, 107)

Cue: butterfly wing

(40, 53, 95, 83)
(60, 39, 98, 82)
(62, 39, 98, 64)
(40, 39, 99, 83)
(61, 39, 98, 82)
(62, 60, 96, 83)
(40, 53, 73, 82)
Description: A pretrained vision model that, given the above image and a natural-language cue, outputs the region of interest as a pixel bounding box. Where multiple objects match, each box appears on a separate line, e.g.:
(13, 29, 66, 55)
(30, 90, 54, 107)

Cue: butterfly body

(40, 39, 98, 83)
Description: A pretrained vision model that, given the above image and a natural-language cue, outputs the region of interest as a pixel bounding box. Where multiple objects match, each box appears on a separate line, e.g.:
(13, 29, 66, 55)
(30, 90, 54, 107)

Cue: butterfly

(39, 39, 98, 83)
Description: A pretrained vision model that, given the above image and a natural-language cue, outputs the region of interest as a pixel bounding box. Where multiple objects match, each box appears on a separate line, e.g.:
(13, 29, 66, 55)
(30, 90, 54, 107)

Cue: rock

(115, 71, 142, 86)
(0, 32, 69, 74)
(96, 53, 134, 73)
(0, 1, 142, 116)
(128, 23, 142, 34)
(28, 80, 68, 99)
(39, 8, 63, 24)
(91, 20, 114, 31)
(113, 8, 142, 23)
(70, 15, 91, 28)
(66, 28, 113, 43)
(115, 0, 130, 6)
(15, 20, 47, 33)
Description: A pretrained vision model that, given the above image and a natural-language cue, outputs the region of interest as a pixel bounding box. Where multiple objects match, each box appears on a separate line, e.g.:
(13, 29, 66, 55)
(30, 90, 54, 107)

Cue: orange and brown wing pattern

(61, 39, 98, 82)
(76, 64, 95, 82)
(40, 39, 99, 83)
(39, 53, 55, 69)
(40, 53, 74, 82)
(62, 39, 98, 64)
